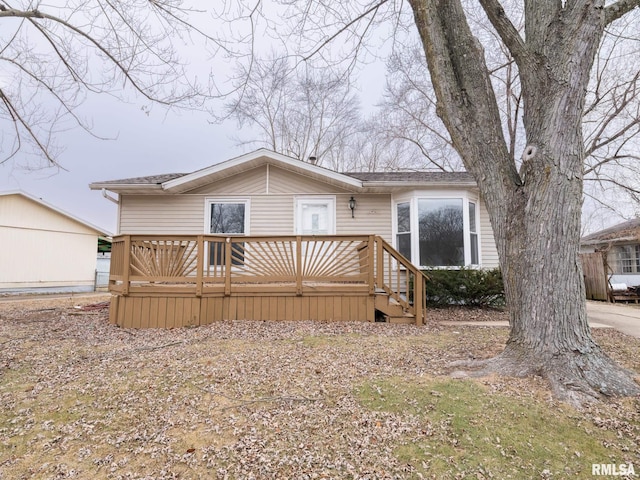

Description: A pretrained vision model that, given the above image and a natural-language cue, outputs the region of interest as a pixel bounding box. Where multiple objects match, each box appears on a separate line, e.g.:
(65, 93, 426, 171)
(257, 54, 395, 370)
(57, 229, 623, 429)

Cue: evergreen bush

(423, 267, 505, 308)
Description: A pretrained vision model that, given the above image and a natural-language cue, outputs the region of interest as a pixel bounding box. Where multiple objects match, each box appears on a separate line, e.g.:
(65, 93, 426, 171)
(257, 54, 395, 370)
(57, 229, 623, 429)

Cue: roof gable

(185, 164, 353, 195)
(163, 149, 363, 193)
(0, 191, 111, 236)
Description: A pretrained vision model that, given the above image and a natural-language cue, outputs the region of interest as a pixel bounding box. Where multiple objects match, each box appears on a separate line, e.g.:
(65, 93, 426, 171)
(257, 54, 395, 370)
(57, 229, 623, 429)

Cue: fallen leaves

(0, 297, 638, 479)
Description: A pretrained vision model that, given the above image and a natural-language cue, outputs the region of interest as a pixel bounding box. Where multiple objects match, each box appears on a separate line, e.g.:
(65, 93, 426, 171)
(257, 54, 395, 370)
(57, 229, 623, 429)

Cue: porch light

(348, 196, 357, 218)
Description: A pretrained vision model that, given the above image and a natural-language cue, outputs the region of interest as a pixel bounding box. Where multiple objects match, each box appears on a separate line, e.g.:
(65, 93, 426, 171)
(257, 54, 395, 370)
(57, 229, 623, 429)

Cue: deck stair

(373, 293, 406, 320)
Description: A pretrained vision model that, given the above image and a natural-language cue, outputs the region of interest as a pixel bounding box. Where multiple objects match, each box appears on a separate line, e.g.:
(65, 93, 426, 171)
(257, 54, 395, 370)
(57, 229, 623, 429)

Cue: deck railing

(109, 234, 426, 323)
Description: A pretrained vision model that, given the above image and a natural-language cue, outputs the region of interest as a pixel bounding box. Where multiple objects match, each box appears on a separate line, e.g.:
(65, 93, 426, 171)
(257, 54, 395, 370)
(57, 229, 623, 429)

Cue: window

(469, 201, 479, 265)
(210, 203, 245, 234)
(419, 198, 464, 267)
(396, 202, 412, 261)
(207, 201, 247, 266)
(613, 245, 639, 274)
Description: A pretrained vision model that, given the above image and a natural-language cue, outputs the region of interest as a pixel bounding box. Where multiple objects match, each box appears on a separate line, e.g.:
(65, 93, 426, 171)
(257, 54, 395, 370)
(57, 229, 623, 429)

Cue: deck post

(196, 235, 204, 297)
(122, 235, 131, 296)
(367, 235, 375, 294)
(375, 237, 384, 290)
(296, 236, 302, 295)
(224, 237, 232, 296)
(414, 272, 424, 326)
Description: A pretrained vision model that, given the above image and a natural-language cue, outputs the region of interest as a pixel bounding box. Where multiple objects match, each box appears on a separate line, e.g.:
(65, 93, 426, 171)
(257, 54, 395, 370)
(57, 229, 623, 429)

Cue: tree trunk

(493, 142, 639, 405)
(409, 0, 640, 405)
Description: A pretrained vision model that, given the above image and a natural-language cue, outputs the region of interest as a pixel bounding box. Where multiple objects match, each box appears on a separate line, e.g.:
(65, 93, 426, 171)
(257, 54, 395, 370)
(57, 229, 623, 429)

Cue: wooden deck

(108, 234, 426, 328)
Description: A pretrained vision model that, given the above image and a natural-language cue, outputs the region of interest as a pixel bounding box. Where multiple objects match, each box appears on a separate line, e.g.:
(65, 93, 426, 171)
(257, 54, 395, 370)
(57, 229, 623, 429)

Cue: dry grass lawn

(0, 295, 639, 479)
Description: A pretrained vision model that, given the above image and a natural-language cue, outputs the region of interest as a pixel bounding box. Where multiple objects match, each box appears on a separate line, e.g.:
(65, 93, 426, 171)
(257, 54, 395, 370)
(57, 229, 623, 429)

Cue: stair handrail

(375, 236, 426, 325)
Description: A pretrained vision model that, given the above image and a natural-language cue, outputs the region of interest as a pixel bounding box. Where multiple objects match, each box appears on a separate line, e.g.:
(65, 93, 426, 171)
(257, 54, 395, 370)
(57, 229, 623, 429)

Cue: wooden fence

(580, 252, 608, 301)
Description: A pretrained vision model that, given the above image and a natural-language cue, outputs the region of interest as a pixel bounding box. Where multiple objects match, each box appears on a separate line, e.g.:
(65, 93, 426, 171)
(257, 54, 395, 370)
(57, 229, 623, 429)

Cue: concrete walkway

(440, 301, 640, 338)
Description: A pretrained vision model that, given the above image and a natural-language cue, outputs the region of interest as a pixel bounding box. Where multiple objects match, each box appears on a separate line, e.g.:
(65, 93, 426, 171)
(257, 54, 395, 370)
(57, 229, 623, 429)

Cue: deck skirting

(109, 292, 375, 328)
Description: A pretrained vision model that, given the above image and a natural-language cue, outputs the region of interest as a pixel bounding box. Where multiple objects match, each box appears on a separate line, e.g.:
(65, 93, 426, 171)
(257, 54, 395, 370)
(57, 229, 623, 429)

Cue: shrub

(422, 267, 505, 308)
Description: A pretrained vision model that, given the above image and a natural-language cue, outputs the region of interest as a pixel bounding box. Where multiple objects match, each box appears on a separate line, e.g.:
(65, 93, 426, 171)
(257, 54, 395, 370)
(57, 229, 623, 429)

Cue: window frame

(205, 198, 250, 236)
(469, 201, 479, 266)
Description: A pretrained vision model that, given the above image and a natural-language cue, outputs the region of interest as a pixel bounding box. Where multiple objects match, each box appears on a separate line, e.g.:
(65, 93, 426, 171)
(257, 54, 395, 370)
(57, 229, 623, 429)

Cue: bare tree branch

(0, 87, 61, 167)
(1, 0, 213, 166)
(477, 0, 527, 63)
(606, 0, 640, 24)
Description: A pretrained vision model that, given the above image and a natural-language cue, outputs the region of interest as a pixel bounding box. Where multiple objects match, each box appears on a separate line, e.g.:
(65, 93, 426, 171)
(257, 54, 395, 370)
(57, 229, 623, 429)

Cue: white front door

(296, 197, 335, 235)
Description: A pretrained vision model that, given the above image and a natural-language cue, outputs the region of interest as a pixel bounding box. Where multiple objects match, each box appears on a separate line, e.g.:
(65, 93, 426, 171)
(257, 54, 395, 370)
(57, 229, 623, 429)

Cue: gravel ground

(0, 296, 636, 479)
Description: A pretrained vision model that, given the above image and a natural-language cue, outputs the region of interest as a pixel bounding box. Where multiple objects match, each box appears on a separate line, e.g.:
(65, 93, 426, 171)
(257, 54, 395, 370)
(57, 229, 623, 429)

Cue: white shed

(0, 191, 111, 294)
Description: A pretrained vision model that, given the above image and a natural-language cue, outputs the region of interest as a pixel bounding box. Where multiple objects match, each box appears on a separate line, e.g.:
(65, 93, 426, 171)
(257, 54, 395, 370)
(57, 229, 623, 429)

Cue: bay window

(394, 195, 480, 268)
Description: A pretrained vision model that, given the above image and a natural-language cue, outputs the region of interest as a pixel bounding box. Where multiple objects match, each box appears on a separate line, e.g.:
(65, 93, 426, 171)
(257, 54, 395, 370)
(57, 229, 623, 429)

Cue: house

(581, 219, 640, 301)
(91, 149, 499, 327)
(0, 191, 112, 294)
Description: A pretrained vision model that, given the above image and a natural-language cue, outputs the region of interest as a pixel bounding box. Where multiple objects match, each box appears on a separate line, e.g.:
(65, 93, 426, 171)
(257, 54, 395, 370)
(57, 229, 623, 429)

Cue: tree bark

(408, 0, 640, 405)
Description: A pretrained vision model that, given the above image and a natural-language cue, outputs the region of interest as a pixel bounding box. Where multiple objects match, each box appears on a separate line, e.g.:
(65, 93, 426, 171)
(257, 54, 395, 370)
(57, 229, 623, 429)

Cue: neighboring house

(90, 149, 499, 270)
(0, 191, 112, 294)
(90, 149, 500, 327)
(581, 219, 640, 293)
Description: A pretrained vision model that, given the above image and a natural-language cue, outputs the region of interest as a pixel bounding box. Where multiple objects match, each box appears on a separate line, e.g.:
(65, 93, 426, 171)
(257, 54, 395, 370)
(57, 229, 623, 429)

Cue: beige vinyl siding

(250, 196, 294, 235)
(0, 194, 99, 290)
(187, 165, 353, 196)
(268, 166, 350, 194)
(120, 194, 295, 235)
(0, 194, 96, 235)
(188, 166, 267, 195)
(479, 199, 499, 268)
(335, 194, 392, 242)
(118, 193, 392, 239)
(119, 195, 205, 234)
(0, 227, 97, 288)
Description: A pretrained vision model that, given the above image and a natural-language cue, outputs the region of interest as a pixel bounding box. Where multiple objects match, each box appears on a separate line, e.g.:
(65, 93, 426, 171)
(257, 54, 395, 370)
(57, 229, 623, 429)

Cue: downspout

(101, 188, 121, 235)
(102, 188, 119, 205)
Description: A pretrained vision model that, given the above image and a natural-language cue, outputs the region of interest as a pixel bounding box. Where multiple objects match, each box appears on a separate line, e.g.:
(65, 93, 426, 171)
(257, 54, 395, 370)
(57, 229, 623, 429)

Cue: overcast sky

(1, 2, 635, 237)
(0, 91, 246, 235)
(0, 42, 384, 236)
(0, 73, 386, 235)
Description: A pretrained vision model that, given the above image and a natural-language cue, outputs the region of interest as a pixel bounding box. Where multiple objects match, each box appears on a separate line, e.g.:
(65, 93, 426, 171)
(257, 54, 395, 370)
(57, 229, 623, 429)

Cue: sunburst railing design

(109, 234, 425, 323)
(129, 239, 198, 279)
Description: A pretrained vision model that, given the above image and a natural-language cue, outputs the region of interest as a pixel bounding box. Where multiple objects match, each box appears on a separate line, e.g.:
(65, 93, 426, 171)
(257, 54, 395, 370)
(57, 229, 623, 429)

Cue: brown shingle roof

(95, 170, 476, 186)
(344, 171, 475, 183)
(581, 218, 640, 244)
(92, 173, 186, 185)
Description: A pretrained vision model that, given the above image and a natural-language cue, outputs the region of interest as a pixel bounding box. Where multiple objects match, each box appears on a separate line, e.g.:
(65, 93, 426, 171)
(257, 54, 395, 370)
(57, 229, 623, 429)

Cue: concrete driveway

(586, 300, 640, 338)
(439, 301, 640, 338)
